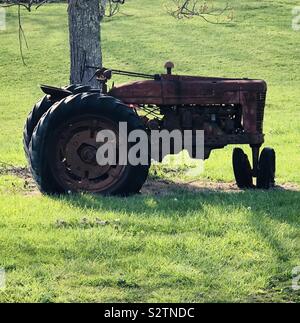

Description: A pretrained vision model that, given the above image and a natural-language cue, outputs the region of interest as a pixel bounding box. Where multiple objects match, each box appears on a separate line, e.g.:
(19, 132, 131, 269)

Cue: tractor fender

(40, 85, 72, 101)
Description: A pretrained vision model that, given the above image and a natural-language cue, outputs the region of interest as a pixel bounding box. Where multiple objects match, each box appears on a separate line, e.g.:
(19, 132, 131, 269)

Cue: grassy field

(0, 0, 299, 302)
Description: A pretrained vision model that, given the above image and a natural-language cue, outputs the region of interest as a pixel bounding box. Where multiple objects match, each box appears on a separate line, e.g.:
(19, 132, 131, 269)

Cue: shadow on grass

(46, 179, 300, 302)
(55, 180, 300, 291)
(54, 179, 300, 224)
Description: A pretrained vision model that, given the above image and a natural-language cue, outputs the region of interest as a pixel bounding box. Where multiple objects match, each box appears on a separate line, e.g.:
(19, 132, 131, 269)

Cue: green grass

(0, 0, 299, 302)
(0, 179, 299, 303)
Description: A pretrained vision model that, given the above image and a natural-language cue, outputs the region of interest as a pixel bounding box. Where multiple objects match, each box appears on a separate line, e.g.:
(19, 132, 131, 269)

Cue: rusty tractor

(24, 62, 276, 195)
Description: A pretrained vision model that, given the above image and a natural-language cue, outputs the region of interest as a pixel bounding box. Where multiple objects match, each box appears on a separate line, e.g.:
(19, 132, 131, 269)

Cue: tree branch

(101, 0, 125, 18)
(0, 1, 49, 64)
(167, 0, 233, 23)
(0, 1, 49, 11)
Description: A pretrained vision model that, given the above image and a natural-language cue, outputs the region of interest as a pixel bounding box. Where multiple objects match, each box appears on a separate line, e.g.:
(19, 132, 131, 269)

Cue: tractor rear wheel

(28, 93, 150, 195)
(23, 95, 54, 162)
(232, 148, 254, 189)
(24, 85, 96, 162)
(257, 147, 276, 189)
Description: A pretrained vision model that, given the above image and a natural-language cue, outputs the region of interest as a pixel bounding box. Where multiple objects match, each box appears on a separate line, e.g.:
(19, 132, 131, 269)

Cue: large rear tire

(23, 95, 54, 162)
(24, 85, 97, 163)
(29, 93, 150, 195)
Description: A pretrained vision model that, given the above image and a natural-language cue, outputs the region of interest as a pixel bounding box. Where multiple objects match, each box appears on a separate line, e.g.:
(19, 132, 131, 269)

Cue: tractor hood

(108, 74, 267, 106)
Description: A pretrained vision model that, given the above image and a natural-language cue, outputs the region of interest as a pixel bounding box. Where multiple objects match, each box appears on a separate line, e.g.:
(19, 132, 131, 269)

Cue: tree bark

(68, 0, 102, 87)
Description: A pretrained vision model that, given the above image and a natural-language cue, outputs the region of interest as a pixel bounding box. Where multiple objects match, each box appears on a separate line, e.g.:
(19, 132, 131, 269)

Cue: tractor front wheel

(232, 148, 254, 189)
(257, 147, 276, 189)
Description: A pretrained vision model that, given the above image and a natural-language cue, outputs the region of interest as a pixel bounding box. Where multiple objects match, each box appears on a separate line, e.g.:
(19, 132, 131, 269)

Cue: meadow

(0, 0, 299, 302)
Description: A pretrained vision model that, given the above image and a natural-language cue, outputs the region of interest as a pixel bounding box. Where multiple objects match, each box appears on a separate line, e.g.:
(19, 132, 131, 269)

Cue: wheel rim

(49, 115, 126, 193)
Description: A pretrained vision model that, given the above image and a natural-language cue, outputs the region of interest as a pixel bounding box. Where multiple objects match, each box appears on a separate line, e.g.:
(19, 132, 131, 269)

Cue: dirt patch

(0, 166, 31, 178)
(141, 179, 237, 195)
(1, 164, 299, 196)
(141, 179, 300, 195)
(0, 164, 38, 195)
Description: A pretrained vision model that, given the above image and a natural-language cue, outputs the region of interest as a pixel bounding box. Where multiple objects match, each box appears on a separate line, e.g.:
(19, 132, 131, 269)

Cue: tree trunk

(68, 0, 102, 87)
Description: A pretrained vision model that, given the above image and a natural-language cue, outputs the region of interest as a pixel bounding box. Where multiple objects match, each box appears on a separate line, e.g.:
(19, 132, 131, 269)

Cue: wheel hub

(49, 116, 126, 193)
(78, 144, 97, 164)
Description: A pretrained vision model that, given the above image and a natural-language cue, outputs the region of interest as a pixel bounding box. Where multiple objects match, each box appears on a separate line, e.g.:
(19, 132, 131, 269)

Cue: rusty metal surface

(109, 75, 266, 106)
(50, 65, 267, 165)
(48, 116, 126, 193)
(108, 74, 267, 144)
